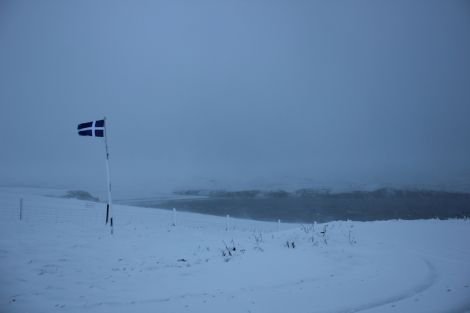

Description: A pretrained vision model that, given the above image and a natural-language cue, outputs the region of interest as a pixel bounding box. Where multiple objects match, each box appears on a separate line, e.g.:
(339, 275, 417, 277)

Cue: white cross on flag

(77, 120, 105, 137)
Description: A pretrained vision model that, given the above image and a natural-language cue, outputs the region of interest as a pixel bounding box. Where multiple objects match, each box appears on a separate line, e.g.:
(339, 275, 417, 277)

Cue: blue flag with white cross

(77, 119, 105, 137)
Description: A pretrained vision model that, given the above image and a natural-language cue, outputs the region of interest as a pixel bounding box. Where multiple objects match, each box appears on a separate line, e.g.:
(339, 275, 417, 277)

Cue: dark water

(125, 189, 470, 223)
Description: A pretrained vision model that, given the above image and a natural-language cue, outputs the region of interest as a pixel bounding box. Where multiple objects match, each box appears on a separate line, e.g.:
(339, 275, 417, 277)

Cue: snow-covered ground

(1, 187, 469, 313)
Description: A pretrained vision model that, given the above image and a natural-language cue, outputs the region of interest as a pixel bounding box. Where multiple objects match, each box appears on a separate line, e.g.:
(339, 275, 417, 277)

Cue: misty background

(1, 0, 470, 199)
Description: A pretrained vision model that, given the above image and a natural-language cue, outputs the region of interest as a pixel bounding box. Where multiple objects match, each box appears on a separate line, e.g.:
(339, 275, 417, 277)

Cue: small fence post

(172, 208, 176, 226)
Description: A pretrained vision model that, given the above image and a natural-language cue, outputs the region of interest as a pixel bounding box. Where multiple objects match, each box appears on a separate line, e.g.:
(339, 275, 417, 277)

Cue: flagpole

(104, 117, 114, 234)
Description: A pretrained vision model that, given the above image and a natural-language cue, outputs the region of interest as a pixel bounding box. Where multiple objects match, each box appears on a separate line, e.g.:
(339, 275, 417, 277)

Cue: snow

(1, 187, 469, 313)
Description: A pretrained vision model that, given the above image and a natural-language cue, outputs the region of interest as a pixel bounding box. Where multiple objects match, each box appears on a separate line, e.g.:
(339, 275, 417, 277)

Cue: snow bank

(1, 187, 469, 313)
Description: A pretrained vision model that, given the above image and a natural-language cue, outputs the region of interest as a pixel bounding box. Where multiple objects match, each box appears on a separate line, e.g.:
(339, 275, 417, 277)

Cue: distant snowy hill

(122, 187, 470, 223)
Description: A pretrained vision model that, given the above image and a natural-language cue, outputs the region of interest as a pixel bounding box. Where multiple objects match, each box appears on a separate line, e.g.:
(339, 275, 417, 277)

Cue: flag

(76, 117, 114, 232)
(77, 119, 105, 137)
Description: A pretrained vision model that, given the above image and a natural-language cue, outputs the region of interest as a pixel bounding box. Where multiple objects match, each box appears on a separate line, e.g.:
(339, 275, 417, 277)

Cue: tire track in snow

(80, 258, 437, 313)
(77, 251, 439, 312)
(77, 249, 360, 311)
(79, 278, 318, 310)
(325, 258, 437, 313)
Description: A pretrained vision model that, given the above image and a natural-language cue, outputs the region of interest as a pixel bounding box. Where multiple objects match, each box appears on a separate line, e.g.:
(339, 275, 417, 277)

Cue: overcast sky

(1, 0, 470, 196)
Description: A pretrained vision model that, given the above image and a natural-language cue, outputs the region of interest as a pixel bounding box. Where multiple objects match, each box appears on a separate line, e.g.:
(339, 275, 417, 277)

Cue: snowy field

(1, 187, 469, 313)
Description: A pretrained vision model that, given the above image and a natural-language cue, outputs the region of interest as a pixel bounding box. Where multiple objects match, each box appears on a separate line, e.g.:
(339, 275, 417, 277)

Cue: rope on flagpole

(104, 117, 114, 234)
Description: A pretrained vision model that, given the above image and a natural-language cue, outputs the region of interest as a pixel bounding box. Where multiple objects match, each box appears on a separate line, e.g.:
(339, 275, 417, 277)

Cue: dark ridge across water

(124, 188, 470, 223)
